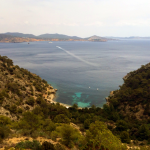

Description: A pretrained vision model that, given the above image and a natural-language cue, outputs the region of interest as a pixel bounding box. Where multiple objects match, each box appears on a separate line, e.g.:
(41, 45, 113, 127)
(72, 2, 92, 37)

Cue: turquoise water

(72, 92, 90, 107)
(0, 40, 150, 107)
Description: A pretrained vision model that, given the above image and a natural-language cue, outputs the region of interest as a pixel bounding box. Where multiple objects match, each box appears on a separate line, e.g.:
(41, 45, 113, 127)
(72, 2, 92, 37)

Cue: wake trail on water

(56, 46, 98, 67)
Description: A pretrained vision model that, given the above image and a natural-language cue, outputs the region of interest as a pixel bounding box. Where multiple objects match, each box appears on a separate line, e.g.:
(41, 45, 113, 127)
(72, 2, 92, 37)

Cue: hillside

(0, 34, 44, 43)
(0, 55, 57, 120)
(3, 32, 36, 38)
(1, 32, 113, 42)
(0, 34, 13, 40)
(87, 35, 108, 42)
(2, 32, 81, 40)
(107, 63, 150, 120)
(38, 33, 81, 39)
(0, 55, 150, 149)
(0, 55, 128, 150)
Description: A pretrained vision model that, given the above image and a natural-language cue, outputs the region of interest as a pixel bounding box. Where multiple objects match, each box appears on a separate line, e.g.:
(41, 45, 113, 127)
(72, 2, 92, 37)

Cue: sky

(0, 0, 150, 37)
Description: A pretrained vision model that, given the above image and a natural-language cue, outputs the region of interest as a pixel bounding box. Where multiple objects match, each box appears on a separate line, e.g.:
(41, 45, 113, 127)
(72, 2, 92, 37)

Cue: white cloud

(84, 22, 103, 26)
(24, 21, 29, 25)
(116, 19, 150, 26)
(0, 0, 150, 36)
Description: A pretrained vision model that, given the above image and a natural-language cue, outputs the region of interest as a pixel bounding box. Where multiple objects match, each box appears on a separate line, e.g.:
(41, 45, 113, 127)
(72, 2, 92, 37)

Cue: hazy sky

(0, 0, 150, 37)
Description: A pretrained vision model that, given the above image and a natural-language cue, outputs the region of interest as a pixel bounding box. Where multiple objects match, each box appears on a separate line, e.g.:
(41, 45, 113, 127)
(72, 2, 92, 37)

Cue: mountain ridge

(1, 32, 111, 41)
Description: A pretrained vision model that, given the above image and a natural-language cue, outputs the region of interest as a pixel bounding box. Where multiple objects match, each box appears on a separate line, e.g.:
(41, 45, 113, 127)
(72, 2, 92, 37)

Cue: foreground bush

(15, 140, 41, 150)
(13, 111, 43, 135)
(0, 126, 11, 143)
(79, 121, 127, 150)
(41, 141, 55, 150)
(0, 115, 11, 125)
(51, 124, 81, 148)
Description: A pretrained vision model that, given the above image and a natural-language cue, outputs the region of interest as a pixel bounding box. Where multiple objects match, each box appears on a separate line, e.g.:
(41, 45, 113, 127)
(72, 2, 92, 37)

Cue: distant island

(0, 32, 113, 43)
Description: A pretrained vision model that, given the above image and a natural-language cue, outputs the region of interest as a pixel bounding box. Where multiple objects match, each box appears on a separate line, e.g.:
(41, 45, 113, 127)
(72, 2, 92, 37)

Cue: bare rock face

(105, 91, 114, 106)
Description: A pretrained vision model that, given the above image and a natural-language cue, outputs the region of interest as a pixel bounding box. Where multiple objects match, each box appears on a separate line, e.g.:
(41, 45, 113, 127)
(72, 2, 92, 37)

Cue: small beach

(44, 85, 72, 108)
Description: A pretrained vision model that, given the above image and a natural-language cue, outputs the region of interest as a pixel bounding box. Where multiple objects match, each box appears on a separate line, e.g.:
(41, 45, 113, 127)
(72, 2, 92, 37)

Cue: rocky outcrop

(105, 91, 114, 105)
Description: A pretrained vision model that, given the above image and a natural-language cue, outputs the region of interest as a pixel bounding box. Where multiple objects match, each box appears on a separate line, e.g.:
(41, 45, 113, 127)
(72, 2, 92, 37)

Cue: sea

(0, 40, 150, 108)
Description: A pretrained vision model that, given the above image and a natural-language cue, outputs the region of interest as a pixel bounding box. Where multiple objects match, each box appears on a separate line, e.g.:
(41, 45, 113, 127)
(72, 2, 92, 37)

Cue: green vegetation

(1, 55, 150, 149)
(81, 121, 127, 150)
(0, 116, 11, 143)
(15, 140, 41, 150)
(26, 97, 35, 106)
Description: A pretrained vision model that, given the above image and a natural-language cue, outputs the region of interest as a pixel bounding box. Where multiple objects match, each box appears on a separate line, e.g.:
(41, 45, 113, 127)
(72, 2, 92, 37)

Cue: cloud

(84, 22, 103, 26)
(1, 0, 150, 36)
(116, 19, 150, 26)
(62, 23, 79, 27)
(24, 21, 29, 25)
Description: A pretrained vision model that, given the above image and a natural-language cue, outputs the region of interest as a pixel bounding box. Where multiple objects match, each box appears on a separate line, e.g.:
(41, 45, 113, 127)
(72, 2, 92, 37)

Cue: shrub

(120, 131, 130, 143)
(36, 96, 43, 105)
(41, 141, 55, 150)
(15, 140, 41, 150)
(18, 108, 23, 114)
(8, 67, 14, 75)
(43, 119, 56, 132)
(55, 143, 65, 150)
(84, 119, 90, 129)
(25, 106, 30, 110)
(16, 112, 43, 133)
(30, 86, 34, 95)
(58, 124, 81, 148)
(4, 104, 10, 110)
(32, 106, 43, 116)
(137, 124, 150, 141)
(7, 83, 20, 94)
(0, 90, 9, 104)
(21, 86, 26, 91)
(42, 79, 48, 84)
(0, 55, 13, 66)
(0, 93, 4, 104)
(0, 115, 11, 125)
(51, 131, 59, 141)
(0, 126, 11, 143)
(116, 120, 128, 131)
(26, 97, 35, 106)
(35, 84, 42, 92)
(9, 105, 17, 114)
(80, 121, 127, 150)
(54, 114, 70, 123)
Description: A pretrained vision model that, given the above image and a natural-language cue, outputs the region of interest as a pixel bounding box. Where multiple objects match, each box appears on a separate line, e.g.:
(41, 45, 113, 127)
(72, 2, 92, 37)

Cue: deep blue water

(0, 40, 150, 107)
